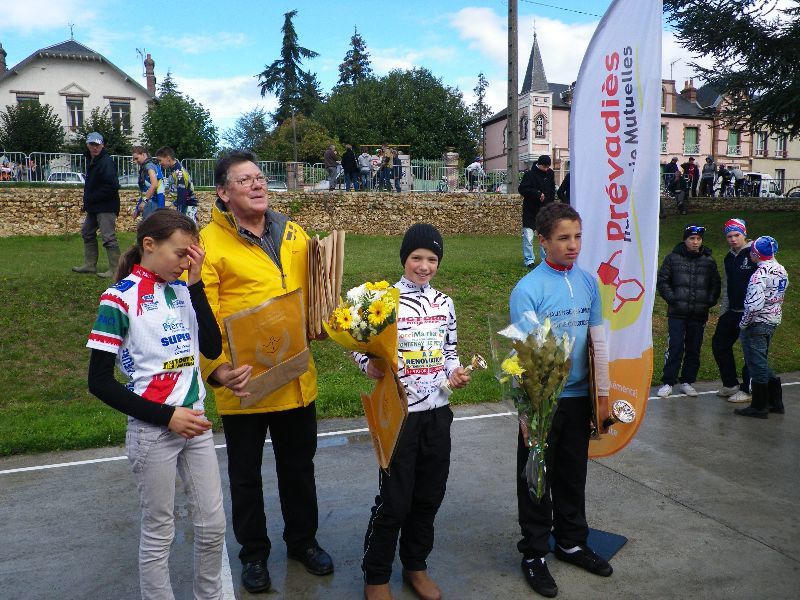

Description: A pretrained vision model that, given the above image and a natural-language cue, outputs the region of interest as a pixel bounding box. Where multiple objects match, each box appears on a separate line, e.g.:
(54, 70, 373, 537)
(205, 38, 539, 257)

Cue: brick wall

(0, 187, 796, 237)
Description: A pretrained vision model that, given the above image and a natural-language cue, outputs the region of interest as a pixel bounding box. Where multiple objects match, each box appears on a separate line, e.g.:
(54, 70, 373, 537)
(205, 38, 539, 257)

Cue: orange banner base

(589, 347, 653, 458)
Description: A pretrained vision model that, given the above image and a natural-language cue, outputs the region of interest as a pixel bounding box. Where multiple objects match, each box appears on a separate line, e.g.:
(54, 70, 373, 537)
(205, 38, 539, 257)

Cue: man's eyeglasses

(233, 174, 266, 187)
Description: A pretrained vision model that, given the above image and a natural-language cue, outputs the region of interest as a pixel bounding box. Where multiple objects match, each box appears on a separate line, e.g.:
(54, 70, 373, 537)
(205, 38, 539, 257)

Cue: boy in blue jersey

(156, 146, 200, 223)
(509, 203, 612, 598)
(132, 146, 165, 220)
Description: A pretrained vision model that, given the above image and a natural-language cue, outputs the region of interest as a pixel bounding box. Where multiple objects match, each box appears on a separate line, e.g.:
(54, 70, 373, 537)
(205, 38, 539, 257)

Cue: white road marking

(221, 539, 235, 599)
(2, 384, 797, 477)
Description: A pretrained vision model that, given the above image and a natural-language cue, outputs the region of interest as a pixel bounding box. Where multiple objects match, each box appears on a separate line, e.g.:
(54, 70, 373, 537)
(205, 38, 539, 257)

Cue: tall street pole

(291, 107, 298, 163)
(507, 0, 520, 195)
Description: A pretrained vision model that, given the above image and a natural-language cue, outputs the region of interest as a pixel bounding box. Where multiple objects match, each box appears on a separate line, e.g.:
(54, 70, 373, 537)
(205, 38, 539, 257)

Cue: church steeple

(521, 32, 548, 94)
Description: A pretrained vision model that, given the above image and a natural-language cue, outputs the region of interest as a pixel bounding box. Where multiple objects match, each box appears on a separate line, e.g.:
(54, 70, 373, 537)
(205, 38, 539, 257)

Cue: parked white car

(268, 179, 288, 193)
(47, 171, 85, 184)
(743, 172, 782, 198)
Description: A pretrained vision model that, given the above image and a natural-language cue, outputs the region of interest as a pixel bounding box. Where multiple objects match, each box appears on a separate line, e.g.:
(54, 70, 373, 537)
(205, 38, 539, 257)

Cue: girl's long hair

(115, 210, 199, 282)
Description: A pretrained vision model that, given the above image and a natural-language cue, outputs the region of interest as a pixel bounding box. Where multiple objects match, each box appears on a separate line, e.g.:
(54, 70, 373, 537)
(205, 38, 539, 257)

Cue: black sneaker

(241, 559, 271, 593)
(521, 558, 558, 597)
(734, 406, 768, 419)
(288, 545, 334, 575)
(554, 545, 613, 577)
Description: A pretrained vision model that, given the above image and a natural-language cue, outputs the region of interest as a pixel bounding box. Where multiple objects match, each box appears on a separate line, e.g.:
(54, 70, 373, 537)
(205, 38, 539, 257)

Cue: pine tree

(158, 71, 180, 97)
(257, 10, 320, 124)
(337, 27, 373, 86)
(470, 73, 491, 159)
(665, 0, 800, 136)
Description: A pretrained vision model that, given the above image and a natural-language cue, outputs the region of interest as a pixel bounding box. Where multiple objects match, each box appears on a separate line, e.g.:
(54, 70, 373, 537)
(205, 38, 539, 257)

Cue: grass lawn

(1, 209, 797, 455)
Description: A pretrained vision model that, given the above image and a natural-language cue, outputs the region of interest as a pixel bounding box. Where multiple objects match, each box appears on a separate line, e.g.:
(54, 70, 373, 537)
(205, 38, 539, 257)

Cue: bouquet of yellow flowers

(496, 315, 574, 502)
(324, 281, 405, 470)
(325, 281, 399, 364)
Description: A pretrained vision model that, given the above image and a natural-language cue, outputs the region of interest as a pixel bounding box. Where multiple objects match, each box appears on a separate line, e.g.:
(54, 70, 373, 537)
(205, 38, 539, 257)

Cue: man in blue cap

(72, 132, 121, 277)
(734, 236, 789, 418)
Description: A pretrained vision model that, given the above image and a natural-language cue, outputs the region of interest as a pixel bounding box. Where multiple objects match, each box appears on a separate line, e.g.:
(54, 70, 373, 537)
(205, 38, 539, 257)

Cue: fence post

(443, 150, 459, 191)
(286, 162, 304, 190)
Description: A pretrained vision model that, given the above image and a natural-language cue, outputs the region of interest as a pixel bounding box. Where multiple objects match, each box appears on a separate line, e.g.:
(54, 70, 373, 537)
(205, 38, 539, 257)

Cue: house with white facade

(0, 39, 156, 143)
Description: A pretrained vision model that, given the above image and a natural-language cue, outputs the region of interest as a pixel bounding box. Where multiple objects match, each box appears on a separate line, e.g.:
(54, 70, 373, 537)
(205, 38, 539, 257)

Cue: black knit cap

(400, 223, 444, 265)
(536, 154, 552, 167)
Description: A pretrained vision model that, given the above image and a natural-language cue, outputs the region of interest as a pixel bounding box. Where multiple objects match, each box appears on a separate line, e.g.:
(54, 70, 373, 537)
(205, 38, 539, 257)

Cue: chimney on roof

(0, 43, 7, 72)
(680, 78, 697, 103)
(144, 53, 156, 95)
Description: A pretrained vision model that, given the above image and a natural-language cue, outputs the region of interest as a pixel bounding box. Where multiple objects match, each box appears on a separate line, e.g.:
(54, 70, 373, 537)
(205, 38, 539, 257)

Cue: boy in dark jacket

(656, 224, 721, 398)
(712, 218, 757, 403)
(518, 155, 556, 269)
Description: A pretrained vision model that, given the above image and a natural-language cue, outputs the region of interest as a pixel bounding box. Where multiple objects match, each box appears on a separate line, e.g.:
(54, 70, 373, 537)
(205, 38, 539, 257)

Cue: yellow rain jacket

(200, 201, 317, 414)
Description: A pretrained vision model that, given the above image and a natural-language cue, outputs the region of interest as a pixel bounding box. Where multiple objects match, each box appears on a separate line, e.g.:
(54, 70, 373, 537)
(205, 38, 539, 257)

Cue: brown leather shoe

(402, 569, 442, 600)
(364, 583, 394, 600)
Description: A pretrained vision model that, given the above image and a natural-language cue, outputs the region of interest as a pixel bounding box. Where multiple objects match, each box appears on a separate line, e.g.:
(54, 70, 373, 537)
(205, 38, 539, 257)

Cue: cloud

(0, 0, 96, 34)
(172, 33, 248, 55)
(450, 6, 718, 113)
(370, 46, 458, 74)
(173, 74, 278, 131)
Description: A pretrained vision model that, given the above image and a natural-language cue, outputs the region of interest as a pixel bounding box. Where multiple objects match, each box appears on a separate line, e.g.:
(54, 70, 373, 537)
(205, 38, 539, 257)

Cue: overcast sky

(1, 0, 733, 133)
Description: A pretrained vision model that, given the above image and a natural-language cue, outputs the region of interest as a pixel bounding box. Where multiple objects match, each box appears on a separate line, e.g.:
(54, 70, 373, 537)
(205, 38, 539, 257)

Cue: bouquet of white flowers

(496, 314, 574, 502)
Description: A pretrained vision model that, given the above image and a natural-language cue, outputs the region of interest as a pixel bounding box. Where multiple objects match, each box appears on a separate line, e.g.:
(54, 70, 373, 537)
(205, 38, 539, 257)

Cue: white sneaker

(656, 384, 673, 398)
(717, 385, 739, 397)
(727, 390, 752, 403)
(679, 383, 699, 397)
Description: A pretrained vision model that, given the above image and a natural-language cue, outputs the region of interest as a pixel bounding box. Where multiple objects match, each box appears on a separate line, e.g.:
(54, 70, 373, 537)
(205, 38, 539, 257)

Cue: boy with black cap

(356, 223, 471, 600)
(656, 224, 721, 398)
(734, 236, 788, 419)
(519, 155, 556, 269)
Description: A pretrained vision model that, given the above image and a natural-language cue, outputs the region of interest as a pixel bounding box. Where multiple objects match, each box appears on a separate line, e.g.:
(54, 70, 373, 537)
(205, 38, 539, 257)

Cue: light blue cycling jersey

(509, 261, 602, 397)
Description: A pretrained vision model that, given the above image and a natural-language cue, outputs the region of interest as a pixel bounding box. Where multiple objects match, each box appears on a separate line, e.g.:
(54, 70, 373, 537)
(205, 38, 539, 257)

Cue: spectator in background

(656, 224, 721, 398)
(392, 149, 403, 193)
(357, 147, 372, 191)
(27, 157, 43, 182)
(0, 153, 12, 181)
(680, 157, 699, 197)
(731, 165, 745, 197)
(324, 144, 339, 191)
(718, 165, 733, 197)
(734, 236, 788, 419)
(700, 156, 716, 197)
(72, 132, 121, 278)
(341, 144, 359, 192)
(156, 146, 199, 223)
(557, 172, 570, 203)
(518, 155, 556, 269)
(378, 148, 392, 191)
(132, 146, 166, 220)
(466, 157, 485, 192)
(663, 157, 680, 196)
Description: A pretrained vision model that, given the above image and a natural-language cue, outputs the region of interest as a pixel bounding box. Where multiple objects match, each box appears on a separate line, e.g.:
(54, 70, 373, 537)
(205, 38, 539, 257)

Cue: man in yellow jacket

(200, 151, 333, 594)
